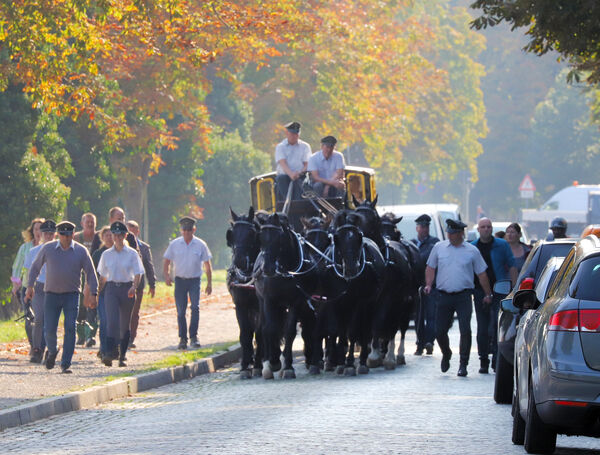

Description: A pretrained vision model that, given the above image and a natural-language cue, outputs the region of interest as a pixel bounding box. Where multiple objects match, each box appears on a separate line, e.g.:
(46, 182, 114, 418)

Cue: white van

(377, 203, 461, 241)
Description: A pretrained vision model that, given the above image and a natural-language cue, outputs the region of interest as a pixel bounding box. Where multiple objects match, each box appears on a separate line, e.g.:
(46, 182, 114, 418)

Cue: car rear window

(570, 256, 600, 301)
(534, 244, 574, 280)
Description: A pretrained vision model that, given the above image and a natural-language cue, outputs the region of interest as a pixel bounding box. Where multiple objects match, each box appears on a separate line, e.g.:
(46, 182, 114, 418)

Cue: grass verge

(0, 319, 27, 344)
(81, 341, 237, 389)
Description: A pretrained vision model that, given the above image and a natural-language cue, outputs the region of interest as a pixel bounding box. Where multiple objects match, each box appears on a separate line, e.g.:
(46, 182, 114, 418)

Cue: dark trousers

(473, 288, 501, 365)
(44, 292, 79, 369)
(275, 174, 304, 202)
(19, 287, 33, 347)
(312, 182, 343, 198)
(104, 282, 134, 358)
(130, 277, 146, 342)
(435, 290, 473, 365)
(97, 291, 107, 355)
(31, 281, 46, 351)
(416, 291, 436, 348)
(174, 277, 200, 341)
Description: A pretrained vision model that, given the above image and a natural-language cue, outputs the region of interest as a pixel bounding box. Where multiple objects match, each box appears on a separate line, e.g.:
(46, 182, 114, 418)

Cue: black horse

(226, 207, 263, 379)
(322, 211, 386, 375)
(350, 197, 416, 369)
(253, 213, 316, 379)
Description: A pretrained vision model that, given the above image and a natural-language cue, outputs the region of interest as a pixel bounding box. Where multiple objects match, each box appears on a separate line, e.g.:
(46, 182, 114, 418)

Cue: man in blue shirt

(471, 218, 517, 374)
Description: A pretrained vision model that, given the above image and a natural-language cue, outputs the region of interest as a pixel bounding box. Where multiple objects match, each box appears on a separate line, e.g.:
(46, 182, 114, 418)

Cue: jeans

(416, 291, 436, 348)
(31, 281, 46, 351)
(97, 291, 107, 355)
(174, 277, 200, 340)
(473, 288, 501, 365)
(275, 174, 304, 202)
(312, 182, 343, 198)
(44, 292, 79, 369)
(435, 289, 473, 365)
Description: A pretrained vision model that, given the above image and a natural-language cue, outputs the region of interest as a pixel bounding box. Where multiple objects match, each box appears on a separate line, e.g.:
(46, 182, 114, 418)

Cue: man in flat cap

(423, 218, 492, 377)
(26, 221, 98, 373)
(307, 135, 346, 198)
(275, 121, 312, 202)
(411, 214, 439, 356)
(23, 220, 57, 363)
(163, 216, 213, 350)
(97, 221, 145, 367)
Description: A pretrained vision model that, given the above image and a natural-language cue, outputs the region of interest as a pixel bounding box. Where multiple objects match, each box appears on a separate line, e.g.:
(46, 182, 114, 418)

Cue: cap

(445, 218, 467, 233)
(550, 217, 567, 229)
(110, 221, 128, 234)
(56, 221, 76, 235)
(179, 216, 196, 230)
(284, 121, 301, 134)
(320, 135, 337, 146)
(40, 219, 56, 233)
(415, 214, 431, 225)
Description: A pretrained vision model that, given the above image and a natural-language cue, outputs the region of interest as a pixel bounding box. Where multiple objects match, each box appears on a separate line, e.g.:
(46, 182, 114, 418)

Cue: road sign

(519, 174, 536, 192)
(520, 190, 534, 199)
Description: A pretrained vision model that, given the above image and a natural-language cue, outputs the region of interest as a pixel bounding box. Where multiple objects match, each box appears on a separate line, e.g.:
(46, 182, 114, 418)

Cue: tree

(0, 87, 69, 316)
(470, 0, 600, 84)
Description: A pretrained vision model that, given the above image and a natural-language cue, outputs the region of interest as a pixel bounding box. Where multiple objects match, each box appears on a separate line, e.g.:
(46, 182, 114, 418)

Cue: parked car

(492, 238, 578, 404)
(376, 203, 461, 241)
(511, 235, 600, 454)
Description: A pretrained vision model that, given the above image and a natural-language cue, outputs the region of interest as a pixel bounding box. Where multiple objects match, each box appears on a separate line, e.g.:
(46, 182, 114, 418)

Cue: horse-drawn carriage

(228, 165, 422, 380)
(249, 166, 377, 229)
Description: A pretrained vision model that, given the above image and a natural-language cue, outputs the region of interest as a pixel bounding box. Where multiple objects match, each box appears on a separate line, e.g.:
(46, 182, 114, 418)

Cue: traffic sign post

(519, 174, 535, 199)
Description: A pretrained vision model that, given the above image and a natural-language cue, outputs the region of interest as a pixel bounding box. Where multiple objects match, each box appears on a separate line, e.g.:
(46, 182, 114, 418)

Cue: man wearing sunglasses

(26, 221, 98, 374)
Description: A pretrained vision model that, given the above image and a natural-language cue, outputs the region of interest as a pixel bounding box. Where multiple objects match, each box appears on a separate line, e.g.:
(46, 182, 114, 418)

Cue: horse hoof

(366, 357, 382, 368)
(240, 369, 252, 380)
(357, 365, 369, 375)
(262, 368, 274, 380)
(383, 360, 396, 370)
(308, 365, 321, 375)
(271, 360, 282, 372)
(344, 366, 356, 377)
(282, 369, 296, 379)
(336, 365, 345, 375)
(252, 368, 262, 377)
(319, 360, 324, 370)
(396, 355, 406, 366)
(324, 362, 335, 372)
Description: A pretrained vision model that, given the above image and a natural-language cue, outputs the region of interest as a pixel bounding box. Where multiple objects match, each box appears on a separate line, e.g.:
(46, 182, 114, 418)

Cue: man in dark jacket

(411, 214, 440, 355)
(126, 220, 157, 348)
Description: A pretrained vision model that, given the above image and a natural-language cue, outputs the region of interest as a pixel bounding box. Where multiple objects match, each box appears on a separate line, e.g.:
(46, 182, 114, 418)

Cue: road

(2, 324, 599, 454)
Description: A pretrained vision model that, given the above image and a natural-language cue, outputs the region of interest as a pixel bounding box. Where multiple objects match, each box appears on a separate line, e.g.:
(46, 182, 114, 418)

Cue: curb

(0, 343, 241, 432)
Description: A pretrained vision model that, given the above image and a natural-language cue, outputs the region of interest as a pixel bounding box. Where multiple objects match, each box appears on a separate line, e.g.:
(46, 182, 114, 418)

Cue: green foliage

(526, 70, 600, 199)
(0, 86, 69, 315)
(470, 0, 600, 84)
(196, 131, 270, 268)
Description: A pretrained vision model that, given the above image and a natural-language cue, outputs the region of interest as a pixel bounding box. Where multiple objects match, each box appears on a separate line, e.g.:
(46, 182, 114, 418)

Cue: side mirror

(513, 289, 541, 311)
(493, 279, 512, 296)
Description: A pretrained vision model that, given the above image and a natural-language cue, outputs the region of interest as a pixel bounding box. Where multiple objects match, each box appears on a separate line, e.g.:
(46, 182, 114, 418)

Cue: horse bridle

(259, 223, 304, 277)
(332, 224, 367, 280)
(230, 220, 258, 282)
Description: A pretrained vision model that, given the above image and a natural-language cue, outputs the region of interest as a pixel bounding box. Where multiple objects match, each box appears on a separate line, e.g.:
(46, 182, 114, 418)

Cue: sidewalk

(0, 284, 239, 411)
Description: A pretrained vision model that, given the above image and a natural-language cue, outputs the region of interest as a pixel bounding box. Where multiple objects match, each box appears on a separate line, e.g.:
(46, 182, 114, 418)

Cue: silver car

(511, 235, 600, 453)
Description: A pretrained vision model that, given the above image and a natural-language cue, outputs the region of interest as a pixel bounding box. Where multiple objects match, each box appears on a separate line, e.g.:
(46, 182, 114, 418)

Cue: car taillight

(549, 310, 579, 331)
(548, 309, 600, 332)
(519, 278, 534, 290)
(579, 310, 600, 332)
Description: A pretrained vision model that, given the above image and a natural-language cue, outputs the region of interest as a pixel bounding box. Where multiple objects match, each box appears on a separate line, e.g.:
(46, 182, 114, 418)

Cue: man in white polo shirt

(163, 216, 212, 350)
(307, 135, 345, 197)
(275, 121, 312, 202)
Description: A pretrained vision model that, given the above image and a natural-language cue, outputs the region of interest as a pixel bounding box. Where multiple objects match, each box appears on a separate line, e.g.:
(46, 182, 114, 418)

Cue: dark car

(492, 238, 578, 404)
(511, 235, 600, 453)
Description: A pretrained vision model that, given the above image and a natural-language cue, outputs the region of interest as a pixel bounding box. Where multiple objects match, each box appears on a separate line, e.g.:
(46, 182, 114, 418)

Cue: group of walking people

(416, 217, 530, 377)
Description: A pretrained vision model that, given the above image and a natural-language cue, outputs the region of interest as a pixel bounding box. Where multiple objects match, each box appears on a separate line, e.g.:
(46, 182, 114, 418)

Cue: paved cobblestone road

(2, 324, 599, 454)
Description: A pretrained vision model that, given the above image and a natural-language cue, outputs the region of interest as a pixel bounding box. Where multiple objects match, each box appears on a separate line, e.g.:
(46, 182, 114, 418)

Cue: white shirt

(307, 150, 345, 180)
(24, 244, 46, 284)
(275, 138, 312, 175)
(97, 245, 144, 283)
(163, 236, 212, 279)
(427, 240, 487, 293)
